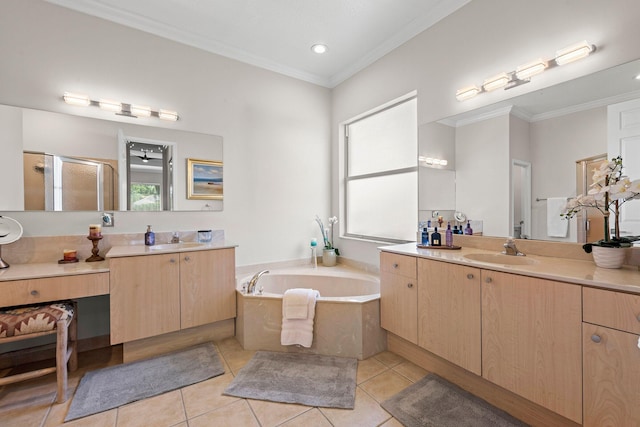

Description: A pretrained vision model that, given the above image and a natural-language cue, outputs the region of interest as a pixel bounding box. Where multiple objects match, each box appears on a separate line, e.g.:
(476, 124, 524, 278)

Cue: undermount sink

(148, 242, 205, 251)
(463, 253, 538, 266)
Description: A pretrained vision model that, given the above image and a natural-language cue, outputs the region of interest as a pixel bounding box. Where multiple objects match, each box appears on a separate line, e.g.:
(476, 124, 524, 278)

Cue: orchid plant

(315, 215, 340, 255)
(562, 156, 640, 249)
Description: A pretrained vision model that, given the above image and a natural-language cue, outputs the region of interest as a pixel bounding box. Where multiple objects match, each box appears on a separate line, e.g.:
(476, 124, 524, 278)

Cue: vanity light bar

(419, 156, 448, 166)
(63, 92, 179, 121)
(456, 41, 596, 101)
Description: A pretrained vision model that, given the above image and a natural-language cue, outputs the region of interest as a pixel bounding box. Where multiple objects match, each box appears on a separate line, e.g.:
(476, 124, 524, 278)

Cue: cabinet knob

(591, 334, 602, 343)
(393, 263, 399, 268)
(485, 277, 492, 283)
(30, 290, 39, 296)
(407, 283, 413, 288)
(170, 258, 176, 263)
(636, 313, 640, 323)
(184, 256, 191, 262)
(467, 273, 474, 280)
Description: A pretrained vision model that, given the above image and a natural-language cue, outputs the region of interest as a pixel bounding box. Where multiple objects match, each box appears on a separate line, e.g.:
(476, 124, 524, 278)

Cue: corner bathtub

(235, 266, 387, 360)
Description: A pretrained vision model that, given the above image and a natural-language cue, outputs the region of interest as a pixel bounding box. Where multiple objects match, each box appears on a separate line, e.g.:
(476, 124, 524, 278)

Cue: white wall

(332, 0, 640, 265)
(0, 0, 331, 267)
(0, 105, 24, 210)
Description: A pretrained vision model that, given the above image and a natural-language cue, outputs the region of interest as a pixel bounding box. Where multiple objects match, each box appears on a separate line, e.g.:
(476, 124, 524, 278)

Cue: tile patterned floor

(0, 338, 428, 427)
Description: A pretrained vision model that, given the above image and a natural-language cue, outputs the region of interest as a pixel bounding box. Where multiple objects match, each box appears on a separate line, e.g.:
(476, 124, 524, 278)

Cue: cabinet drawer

(583, 287, 640, 334)
(2, 273, 109, 306)
(380, 252, 416, 279)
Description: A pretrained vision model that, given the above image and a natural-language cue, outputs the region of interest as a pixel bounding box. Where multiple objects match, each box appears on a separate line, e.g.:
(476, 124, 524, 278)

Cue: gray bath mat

(381, 374, 528, 427)
(65, 342, 225, 421)
(223, 351, 357, 409)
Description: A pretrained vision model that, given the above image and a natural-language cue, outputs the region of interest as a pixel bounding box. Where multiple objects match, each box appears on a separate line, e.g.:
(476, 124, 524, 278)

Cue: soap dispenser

(145, 225, 155, 246)
(464, 221, 473, 235)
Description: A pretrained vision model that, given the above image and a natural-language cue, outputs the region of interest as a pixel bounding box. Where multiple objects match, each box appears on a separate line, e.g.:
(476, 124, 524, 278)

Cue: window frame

(342, 94, 418, 244)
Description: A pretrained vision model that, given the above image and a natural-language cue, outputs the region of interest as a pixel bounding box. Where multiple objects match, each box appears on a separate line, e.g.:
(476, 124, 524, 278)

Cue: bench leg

(55, 318, 68, 404)
(69, 302, 78, 372)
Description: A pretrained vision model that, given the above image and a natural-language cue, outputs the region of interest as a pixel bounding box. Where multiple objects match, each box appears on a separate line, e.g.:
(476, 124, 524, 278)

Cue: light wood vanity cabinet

(417, 259, 481, 375)
(110, 248, 236, 344)
(481, 270, 583, 424)
(380, 252, 417, 344)
(582, 287, 640, 426)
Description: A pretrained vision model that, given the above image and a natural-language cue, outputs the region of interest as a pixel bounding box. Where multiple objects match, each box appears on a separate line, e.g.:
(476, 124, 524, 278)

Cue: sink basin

(148, 242, 205, 251)
(463, 253, 538, 266)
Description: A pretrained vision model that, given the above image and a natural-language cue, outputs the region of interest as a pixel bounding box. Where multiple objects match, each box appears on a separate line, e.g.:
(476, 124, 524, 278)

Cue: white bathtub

(235, 266, 387, 359)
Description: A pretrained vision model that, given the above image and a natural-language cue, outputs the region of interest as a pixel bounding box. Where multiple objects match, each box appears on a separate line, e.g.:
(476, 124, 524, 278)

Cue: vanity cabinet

(417, 259, 481, 375)
(380, 252, 417, 344)
(582, 287, 640, 426)
(110, 248, 236, 344)
(481, 270, 582, 424)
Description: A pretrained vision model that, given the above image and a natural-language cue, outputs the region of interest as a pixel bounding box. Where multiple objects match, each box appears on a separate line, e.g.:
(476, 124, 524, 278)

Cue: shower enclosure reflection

(23, 152, 117, 211)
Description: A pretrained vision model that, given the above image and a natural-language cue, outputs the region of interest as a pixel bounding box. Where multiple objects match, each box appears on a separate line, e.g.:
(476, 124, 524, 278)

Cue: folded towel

(281, 289, 320, 348)
(283, 288, 314, 319)
(547, 197, 568, 237)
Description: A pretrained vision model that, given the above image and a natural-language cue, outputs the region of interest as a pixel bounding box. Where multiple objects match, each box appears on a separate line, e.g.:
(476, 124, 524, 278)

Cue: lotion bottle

(145, 225, 155, 246)
(464, 221, 473, 235)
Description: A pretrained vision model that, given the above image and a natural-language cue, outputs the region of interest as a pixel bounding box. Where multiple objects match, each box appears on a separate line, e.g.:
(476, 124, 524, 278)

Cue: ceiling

(45, 0, 471, 88)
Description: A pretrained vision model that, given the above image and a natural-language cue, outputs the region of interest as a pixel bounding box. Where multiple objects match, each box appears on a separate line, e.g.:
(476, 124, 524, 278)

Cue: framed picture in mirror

(187, 158, 223, 200)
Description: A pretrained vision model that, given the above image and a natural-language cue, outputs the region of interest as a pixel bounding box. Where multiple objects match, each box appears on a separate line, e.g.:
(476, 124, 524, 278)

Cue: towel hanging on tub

(281, 288, 320, 348)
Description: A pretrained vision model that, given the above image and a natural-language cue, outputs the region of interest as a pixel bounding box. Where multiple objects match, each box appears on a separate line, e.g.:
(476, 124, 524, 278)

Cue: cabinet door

(417, 259, 481, 375)
(380, 252, 417, 344)
(180, 248, 236, 329)
(583, 323, 640, 427)
(481, 271, 582, 424)
(110, 254, 180, 344)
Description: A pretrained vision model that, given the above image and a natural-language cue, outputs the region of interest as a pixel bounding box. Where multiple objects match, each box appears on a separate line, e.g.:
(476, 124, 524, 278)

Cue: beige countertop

(106, 241, 237, 258)
(0, 260, 109, 282)
(380, 242, 640, 295)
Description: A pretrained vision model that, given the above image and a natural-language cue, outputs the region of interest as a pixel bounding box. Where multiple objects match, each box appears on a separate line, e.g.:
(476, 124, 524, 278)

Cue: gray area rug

(381, 374, 529, 427)
(65, 342, 225, 421)
(223, 351, 357, 409)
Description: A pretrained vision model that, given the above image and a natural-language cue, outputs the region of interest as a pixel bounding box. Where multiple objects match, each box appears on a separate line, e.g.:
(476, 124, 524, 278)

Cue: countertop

(380, 242, 640, 295)
(106, 241, 238, 258)
(0, 260, 109, 282)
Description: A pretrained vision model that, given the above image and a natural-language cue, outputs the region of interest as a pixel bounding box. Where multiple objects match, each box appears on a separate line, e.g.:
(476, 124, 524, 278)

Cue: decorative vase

(591, 245, 628, 269)
(322, 249, 337, 267)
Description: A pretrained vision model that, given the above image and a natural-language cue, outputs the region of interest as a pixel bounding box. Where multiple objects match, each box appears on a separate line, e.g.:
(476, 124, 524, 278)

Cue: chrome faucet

(502, 237, 525, 256)
(247, 270, 269, 294)
(171, 232, 180, 243)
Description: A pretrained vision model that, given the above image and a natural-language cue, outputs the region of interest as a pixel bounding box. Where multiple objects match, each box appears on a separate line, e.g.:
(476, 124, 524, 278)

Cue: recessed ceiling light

(635, 73, 640, 80)
(311, 44, 328, 54)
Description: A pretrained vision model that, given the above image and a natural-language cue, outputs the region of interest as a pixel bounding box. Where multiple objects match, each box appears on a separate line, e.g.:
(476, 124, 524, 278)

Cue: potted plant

(562, 156, 640, 268)
(315, 215, 340, 266)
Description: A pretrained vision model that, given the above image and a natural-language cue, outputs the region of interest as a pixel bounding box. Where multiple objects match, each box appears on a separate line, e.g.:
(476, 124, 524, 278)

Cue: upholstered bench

(0, 301, 77, 403)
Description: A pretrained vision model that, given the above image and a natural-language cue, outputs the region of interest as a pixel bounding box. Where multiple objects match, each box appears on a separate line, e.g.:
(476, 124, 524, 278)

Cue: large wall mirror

(419, 58, 640, 242)
(0, 105, 223, 212)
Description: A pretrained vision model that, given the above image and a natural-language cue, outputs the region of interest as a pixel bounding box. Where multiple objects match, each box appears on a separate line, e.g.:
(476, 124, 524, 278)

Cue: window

(344, 96, 417, 242)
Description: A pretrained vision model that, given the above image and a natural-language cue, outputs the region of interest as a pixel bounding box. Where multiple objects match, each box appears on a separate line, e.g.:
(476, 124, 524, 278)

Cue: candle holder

(86, 235, 105, 262)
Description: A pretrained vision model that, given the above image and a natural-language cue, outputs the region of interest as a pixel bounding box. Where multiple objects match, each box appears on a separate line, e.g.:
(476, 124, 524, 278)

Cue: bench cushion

(0, 302, 74, 338)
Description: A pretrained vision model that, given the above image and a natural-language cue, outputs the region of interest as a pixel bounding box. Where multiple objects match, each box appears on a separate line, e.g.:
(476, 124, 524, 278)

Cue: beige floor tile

(359, 370, 412, 403)
(188, 399, 259, 427)
(116, 390, 185, 427)
(216, 337, 244, 354)
(320, 387, 392, 427)
(356, 357, 388, 385)
(380, 417, 405, 427)
(48, 408, 117, 427)
(0, 402, 51, 427)
(278, 408, 332, 427)
(180, 373, 239, 419)
(373, 351, 406, 368)
(247, 398, 311, 427)
(391, 360, 429, 383)
(220, 348, 256, 375)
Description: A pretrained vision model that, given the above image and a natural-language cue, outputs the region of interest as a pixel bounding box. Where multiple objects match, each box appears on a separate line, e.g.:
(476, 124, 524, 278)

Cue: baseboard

(0, 334, 111, 370)
(387, 333, 581, 427)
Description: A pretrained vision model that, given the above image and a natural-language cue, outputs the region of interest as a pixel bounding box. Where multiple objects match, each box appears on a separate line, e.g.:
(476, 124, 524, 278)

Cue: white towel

(283, 288, 314, 319)
(281, 289, 320, 348)
(547, 197, 568, 237)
